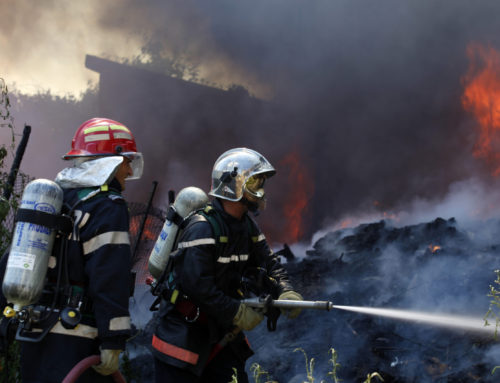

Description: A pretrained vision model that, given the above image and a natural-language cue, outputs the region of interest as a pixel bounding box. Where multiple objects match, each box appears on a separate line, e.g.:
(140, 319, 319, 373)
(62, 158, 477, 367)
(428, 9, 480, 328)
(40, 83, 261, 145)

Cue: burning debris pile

(246, 217, 500, 382)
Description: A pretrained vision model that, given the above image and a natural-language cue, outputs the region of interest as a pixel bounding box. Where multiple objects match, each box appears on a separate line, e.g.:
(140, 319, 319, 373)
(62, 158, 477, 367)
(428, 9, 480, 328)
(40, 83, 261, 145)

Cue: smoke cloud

(3, 0, 500, 243)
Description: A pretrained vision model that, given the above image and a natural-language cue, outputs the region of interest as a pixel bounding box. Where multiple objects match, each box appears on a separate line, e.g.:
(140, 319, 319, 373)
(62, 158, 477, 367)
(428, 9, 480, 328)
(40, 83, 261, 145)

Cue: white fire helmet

(209, 148, 276, 210)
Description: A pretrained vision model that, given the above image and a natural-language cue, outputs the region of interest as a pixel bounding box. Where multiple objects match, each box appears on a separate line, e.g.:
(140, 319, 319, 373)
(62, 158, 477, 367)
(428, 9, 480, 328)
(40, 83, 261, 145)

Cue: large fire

(462, 43, 500, 176)
(280, 150, 314, 243)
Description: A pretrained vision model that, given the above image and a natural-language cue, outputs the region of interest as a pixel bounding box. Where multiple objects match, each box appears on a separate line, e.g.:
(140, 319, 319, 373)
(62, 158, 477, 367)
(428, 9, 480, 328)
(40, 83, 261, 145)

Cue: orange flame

(428, 244, 441, 253)
(130, 215, 158, 242)
(129, 214, 163, 285)
(373, 200, 399, 221)
(462, 43, 500, 176)
(280, 150, 314, 243)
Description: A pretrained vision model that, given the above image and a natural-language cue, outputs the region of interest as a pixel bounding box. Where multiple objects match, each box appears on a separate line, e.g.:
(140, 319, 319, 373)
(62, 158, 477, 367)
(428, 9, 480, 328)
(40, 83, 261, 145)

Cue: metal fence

(1, 174, 31, 233)
(129, 202, 165, 286)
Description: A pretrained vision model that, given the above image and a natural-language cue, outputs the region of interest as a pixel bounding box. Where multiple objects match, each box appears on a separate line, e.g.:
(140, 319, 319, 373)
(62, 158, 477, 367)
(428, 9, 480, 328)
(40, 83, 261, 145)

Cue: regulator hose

(62, 355, 126, 383)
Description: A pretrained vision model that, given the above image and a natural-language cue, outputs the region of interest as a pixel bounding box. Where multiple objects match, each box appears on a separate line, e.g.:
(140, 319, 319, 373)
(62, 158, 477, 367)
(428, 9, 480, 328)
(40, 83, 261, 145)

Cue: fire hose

(207, 297, 334, 363)
(61, 355, 126, 383)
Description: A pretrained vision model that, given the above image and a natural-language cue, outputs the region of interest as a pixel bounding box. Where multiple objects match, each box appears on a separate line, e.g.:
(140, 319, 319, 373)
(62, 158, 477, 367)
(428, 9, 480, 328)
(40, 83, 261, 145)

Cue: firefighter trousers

(154, 343, 249, 383)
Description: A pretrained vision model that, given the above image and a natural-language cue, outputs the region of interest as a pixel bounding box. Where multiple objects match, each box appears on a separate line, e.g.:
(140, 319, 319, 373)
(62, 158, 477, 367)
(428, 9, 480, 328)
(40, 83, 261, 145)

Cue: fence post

(132, 181, 158, 261)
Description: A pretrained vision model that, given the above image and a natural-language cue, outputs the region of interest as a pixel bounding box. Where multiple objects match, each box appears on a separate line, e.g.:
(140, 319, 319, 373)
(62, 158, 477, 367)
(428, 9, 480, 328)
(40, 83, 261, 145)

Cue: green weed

(362, 372, 384, 383)
(239, 347, 382, 383)
(485, 269, 500, 374)
(323, 348, 341, 383)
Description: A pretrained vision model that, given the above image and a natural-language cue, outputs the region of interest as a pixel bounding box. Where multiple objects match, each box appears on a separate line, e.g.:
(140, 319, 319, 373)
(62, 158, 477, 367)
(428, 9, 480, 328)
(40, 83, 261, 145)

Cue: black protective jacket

(152, 199, 294, 375)
(0, 178, 132, 382)
(54, 179, 133, 348)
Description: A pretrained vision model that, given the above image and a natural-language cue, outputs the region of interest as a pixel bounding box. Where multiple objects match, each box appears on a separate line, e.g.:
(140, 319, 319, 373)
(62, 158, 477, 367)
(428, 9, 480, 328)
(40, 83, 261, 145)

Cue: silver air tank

(148, 186, 209, 280)
(2, 179, 64, 311)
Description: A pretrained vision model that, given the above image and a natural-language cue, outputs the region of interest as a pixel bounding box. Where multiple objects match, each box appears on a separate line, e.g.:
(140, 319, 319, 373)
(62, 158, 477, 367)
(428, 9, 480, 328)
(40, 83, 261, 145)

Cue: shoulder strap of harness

(198, 203, 260, 258)
(198, 204, 228, 261)
(199, 204, 227, 240)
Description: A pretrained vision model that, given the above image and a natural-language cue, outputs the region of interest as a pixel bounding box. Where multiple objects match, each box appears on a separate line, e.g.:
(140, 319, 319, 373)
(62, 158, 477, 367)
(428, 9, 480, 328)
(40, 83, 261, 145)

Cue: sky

(0, 0, 271, 99)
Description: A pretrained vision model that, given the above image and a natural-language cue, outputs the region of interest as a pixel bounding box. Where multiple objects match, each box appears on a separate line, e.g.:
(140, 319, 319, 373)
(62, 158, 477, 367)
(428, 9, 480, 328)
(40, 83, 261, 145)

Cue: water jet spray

(242, 297, 494, 334)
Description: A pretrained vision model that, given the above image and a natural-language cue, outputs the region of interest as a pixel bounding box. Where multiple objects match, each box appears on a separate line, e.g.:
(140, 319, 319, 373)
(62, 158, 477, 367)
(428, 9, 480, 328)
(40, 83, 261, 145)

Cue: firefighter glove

(92, 348, 122, 376)
(278, 290, 304, 319)
(233, 303, 264, 331)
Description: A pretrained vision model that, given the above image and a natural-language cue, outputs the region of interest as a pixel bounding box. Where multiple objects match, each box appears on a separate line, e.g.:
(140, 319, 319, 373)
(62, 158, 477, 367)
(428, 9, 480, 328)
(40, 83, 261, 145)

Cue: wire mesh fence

(1, 174, 32, 232)
(0, 173, 32, 255)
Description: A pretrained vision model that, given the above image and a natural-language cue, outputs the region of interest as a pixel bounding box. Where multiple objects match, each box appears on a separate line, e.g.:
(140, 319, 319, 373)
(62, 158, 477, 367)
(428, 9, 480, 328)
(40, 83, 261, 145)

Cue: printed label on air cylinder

(7, 252, 36, 270)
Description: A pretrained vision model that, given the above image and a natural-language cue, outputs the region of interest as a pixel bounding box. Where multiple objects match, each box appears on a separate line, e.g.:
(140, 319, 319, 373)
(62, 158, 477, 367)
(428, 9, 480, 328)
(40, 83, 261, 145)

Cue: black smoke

(6, 0, 500, 242)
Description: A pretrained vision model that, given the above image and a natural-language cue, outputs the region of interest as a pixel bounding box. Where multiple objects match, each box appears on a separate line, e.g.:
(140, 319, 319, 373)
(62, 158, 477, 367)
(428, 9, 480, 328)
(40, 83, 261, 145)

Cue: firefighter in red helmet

(62, 117, 144, 188)
(0, 118, 143, 382)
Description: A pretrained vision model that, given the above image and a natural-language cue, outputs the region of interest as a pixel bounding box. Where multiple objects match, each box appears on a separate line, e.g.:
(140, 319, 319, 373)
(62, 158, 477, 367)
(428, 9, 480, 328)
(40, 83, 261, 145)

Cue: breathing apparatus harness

(150, 203, 281, 331)
(1, 185, 117, 344)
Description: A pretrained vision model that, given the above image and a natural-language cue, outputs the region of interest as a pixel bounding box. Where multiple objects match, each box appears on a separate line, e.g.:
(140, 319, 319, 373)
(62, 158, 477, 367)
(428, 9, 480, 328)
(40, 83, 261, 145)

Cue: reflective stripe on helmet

(113, 132, 132, 140)
(110, 124, 130, 132)
(84, 125, 109, 134)
(152, 334, 199, 365)
(82, 231, 130, 255)
(84, 133, 110, 143)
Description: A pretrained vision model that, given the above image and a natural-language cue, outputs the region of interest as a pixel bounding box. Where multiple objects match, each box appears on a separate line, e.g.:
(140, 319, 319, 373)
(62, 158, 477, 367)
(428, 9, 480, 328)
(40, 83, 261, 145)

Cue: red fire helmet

(63, 118, 143, 179)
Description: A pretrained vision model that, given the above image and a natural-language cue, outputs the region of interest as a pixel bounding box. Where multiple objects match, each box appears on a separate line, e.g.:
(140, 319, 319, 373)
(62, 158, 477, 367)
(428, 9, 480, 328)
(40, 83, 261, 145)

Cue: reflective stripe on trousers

(152, 334, 199, 365)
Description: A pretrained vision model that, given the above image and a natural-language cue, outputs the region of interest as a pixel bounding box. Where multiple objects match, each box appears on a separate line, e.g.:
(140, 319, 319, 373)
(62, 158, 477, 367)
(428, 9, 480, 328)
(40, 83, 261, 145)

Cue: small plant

(294, 347, 316, 383)
(250, 363, 278, 383)
(0, 77, 16, 246)
(0, 77, 22, 383)
(485, 269, 500, 375)
(362, 372, 384, 383)
(323, 348, 342, 383)
(229, 367, 239, 383)
(0, 78, 15, 152)
(484, 269, 500, 339)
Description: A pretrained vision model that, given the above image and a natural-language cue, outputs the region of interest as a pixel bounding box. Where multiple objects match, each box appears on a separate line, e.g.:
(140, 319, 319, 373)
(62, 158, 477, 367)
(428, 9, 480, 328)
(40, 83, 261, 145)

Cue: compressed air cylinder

(2, 179, 64, 311)
(148, 186, 209, 280)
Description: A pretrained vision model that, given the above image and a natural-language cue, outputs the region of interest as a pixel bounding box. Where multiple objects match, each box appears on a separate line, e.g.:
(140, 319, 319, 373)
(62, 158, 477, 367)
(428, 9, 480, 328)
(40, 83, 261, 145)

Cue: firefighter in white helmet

(151, 147, 303, 383)
(0, 118, 143, 382)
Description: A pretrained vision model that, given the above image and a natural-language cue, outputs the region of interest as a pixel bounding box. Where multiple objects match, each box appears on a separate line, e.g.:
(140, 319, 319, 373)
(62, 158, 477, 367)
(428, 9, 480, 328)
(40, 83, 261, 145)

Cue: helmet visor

(244, 174, 267, 199)
(123, 152, 144, 180)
